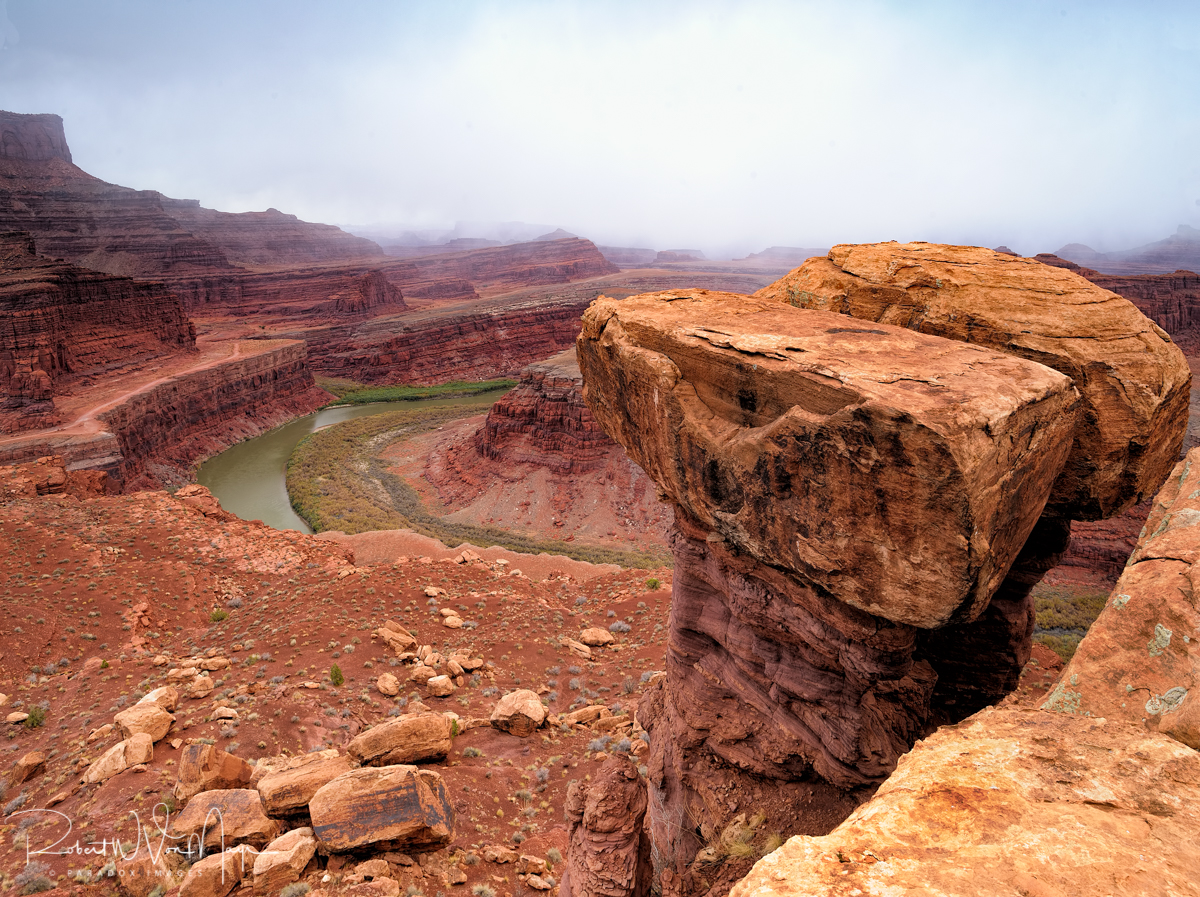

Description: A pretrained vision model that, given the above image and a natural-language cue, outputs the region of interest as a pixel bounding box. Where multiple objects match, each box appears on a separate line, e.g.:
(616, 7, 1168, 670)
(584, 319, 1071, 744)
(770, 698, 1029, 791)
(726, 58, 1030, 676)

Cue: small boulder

(562, 639, 593, 660)
(169, 789, 279, 851)
(253, 827, 318, 896)
(426, 675, 456, 696)
(175, 743, 254, 804)
(138, 685, 180, 711)
(10, 750, 46, 785)
(347, 713, 453, 766)
(178, 845, 257, 897)
(6, 712, 29, 724)
(490, 690, 547, 737)
(309, 765, 454, 852)
(441, 616, 463, 630)
(376, 623, 417, 654)
(115, 702, 175, 743)
(190, 674, 215, 698)
(408, 664, 435, 684)
(83, 733, 154, 784)
(376, 673, 400, 696)
(579, 628, 615, 647)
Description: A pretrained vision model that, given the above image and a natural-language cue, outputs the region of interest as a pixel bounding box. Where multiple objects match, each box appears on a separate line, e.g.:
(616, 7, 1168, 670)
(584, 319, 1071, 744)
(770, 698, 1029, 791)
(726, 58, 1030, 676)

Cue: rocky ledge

(575, 244, 1190, 894)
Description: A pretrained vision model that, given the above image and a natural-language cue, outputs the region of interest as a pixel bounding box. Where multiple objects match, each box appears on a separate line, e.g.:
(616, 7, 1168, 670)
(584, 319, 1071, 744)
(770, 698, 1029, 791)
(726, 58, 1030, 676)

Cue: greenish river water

(196, 392, 506, 533)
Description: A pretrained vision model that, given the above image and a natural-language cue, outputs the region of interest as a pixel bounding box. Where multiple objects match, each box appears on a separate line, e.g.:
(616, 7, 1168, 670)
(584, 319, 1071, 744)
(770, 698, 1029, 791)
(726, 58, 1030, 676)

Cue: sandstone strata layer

(578, 289, 1078, 626)
(757, 242, 1190, 519)
(0, 231, 195, 421)
(0, 340, 326, 488)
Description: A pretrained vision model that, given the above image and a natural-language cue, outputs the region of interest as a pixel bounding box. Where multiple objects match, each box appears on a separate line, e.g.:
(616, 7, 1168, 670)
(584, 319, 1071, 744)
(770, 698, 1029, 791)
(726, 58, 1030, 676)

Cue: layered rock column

(576, 257, 1189, 887)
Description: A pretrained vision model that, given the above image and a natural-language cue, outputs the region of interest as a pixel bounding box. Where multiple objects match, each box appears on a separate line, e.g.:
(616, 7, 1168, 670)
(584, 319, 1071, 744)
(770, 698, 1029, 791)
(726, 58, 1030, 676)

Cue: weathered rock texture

(756, 242, 1190, 520)
(475, 347, 614, 473)
(0, 231, 195, 420)
(560, 756, 653, 897)
(578, 261, 1191, 890)
(730, 708, 1200, 897)
(579, 289, 1079, 626)
(1045, 448, 1200, 749)
(309, 765, 454, 853)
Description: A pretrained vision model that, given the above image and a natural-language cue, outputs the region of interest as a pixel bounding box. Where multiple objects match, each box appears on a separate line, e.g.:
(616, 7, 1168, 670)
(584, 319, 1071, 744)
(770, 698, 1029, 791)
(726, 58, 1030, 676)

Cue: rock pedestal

(576, 252, 1190, 891)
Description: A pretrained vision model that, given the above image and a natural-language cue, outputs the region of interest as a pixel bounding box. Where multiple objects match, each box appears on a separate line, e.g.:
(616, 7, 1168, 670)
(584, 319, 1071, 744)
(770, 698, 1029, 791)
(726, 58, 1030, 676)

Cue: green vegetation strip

(286, 402, 671, 570)
(317, 375, 518, 406)
(1031, 583, 1109, 662)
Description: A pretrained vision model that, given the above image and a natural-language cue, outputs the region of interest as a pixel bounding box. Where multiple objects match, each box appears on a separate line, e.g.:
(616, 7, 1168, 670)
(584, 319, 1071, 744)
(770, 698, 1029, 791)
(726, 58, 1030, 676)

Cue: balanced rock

(730, 709, 1200, 897)
(253, 827, 318, 896)
(169, 789, 279, 851)
(114, 702, 174, 742)
(178, 845, 258, 897)
(578, 289, 1078, 627)
(256, 753, 354, 816)
(309, 765, 454, 852)
(755, 242, 1190, 519)
(174, 743, 254, 804)
(347, 713, 453, 766)
(83, 733, 154, 784)
(490, 689, 547, 737)
(1045, 447, 1200, 749)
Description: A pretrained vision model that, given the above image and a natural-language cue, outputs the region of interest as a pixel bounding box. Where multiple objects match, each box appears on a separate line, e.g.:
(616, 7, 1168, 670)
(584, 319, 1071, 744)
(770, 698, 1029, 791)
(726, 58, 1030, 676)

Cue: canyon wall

(0, 110, 380, 277)
(0, 340, 327, 489)
(577, 247, 1189, 895)
(0, 231, 195, 425)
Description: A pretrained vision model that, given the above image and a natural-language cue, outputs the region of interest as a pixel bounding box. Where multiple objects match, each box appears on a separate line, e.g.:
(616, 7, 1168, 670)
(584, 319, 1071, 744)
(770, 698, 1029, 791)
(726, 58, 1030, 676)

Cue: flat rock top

(579, 289, 1079, 626)
(756, 241, 1191, 519)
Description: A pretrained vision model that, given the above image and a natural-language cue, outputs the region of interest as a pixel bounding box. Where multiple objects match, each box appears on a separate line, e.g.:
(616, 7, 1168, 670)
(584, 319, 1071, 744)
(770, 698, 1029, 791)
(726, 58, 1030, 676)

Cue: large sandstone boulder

(178, 845, 258, 897)
(83, 733, 154, 784)
(114, 702, 174, 743)
(174, 743, 254, 804)
(559, 756, 652, 897)
(347, 713, 453, 766)
(578, 289, 1079, 627)
(256, 753, 355, 816)
(1044, 448, 1200, 748)
(169, 789, 280, 851)
(730, 708, 1200, 896)
(490, 689, 548, 736)
(309, 765, 454, 853)
(253, 827, 318, 895)
(755, 242, 1191, 519)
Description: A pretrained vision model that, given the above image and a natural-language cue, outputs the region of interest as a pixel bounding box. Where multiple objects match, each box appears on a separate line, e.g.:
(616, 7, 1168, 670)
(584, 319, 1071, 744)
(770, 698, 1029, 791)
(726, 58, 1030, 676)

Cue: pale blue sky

(2, 0, 1197, 257)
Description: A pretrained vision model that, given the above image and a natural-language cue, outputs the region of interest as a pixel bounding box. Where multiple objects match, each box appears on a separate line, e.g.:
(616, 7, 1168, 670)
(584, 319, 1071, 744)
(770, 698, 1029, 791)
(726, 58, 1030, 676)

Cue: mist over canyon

(1, 100, 1200, 897)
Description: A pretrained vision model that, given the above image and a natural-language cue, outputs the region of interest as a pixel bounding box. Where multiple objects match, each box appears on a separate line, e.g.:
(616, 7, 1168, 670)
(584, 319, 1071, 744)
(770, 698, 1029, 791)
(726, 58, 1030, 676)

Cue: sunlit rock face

(577, 246, 1190, 892)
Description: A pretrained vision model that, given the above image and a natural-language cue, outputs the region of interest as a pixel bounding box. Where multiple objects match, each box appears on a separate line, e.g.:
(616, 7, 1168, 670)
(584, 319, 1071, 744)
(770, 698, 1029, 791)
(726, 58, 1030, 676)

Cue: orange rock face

(756, 242, 1190, 519)
(1044, 448, 1200, 749)
(579, 289, 1078, 627)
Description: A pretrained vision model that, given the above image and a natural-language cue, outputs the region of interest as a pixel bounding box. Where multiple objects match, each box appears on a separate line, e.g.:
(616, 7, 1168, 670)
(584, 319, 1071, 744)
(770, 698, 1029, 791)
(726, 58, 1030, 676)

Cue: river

(196, 391, 507, 533)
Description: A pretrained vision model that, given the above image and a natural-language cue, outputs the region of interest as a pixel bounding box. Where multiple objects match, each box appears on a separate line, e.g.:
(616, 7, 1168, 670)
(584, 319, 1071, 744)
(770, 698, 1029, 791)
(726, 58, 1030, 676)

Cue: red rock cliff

(0, 231, 195, 419)
(0, 112, 73, 162)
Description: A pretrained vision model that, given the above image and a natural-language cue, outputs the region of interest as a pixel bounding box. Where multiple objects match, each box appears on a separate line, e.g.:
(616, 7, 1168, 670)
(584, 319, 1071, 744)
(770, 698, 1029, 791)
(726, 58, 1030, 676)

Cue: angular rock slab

(1045, 449, 1200, 749)
(169, 789, 279, 852)
(729, 709, 1200, 897)
(178, 845, 258, 897)
(256, 753, 354, 816)
(253, 827, 317, 896)
(756, 242, 1191, 519)
(578, 290, 1078, 627)
(347, 713, 453, 766)
(174, 743, 254, 804)
(310, 765, 454, 853)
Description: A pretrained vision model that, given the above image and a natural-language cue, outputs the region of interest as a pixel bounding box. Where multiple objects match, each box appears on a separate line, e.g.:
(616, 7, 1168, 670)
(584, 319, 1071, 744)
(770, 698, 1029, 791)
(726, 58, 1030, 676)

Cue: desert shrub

(279, 884, 311, 897)
(210, 609, 229, 622)
(23, 706, 46, 729)
(463, 746, 484, 758)
(329, 664, 345, 687)
(645, 577, 661, 589)
(609, 620, 632, 634)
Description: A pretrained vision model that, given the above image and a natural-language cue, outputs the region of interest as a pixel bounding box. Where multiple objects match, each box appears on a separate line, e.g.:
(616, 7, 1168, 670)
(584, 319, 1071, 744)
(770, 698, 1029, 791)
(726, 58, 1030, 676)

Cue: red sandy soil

(0, 465, 672, 894)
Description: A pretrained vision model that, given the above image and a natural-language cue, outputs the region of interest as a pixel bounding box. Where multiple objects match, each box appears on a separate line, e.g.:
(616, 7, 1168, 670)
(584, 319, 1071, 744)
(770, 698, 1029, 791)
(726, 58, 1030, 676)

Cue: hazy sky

(2, 0, 1198, 257)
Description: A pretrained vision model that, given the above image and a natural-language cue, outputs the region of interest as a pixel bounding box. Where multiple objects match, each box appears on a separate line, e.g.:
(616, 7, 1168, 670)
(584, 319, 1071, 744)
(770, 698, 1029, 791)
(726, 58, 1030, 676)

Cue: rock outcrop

(577, 252, 1190, 889)
(475, 347, 615, 474)
(560, 756, 653, 897)
(730, 708, 1200, 897)
(756, 242, 1190, 520)
(0, 231, 195, 421)
(1045, 448, 1200, 749)
(0, 112, 73, 162)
